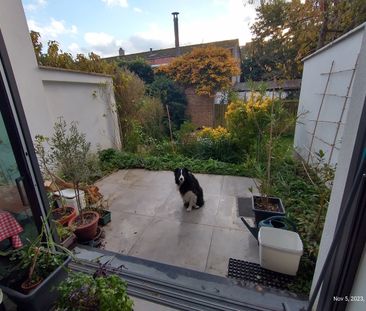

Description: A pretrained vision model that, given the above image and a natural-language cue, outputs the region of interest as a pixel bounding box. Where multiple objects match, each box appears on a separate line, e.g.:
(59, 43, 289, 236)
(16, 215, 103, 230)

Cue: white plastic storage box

(258, 227, 303, 276)
(54, 188, 86, 211)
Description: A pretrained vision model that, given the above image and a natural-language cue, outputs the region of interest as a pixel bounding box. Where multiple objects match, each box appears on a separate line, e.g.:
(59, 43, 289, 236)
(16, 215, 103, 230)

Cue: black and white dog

(174, 168, 204, 212)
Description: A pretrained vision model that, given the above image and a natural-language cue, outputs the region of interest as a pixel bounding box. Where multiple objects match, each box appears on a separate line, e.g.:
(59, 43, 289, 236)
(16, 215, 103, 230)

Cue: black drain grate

(228, 258, 295, 290)
(237, 197, 254, 218)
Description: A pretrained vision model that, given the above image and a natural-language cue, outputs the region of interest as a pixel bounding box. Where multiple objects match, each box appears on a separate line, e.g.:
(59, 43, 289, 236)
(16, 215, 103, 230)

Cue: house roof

(234, 79, 302, 91)
(104, 39, 240, 62)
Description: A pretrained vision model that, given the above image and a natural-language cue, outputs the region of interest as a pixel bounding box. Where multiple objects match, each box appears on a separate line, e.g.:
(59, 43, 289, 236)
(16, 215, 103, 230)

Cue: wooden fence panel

(214, 104, 227, 127)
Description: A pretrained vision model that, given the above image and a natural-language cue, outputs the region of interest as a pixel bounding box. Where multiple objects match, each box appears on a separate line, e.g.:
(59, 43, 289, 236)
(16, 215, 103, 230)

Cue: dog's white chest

(182, 191, 197, 203)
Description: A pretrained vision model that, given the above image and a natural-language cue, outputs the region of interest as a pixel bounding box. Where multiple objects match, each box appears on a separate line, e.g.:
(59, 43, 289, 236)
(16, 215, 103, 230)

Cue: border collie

(174, 168, 204, 212)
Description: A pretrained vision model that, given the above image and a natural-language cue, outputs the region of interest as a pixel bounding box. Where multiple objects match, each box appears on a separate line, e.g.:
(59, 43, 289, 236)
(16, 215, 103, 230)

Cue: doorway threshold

(71, 245, 308, 311)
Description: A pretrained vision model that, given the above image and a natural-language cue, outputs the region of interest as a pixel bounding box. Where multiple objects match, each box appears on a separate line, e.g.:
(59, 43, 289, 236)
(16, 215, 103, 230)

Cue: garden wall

(305, 23, 366, 306)
(39, 67, 120, 151)
(294, 26, 364, 167)
(185, 88, 214, 127)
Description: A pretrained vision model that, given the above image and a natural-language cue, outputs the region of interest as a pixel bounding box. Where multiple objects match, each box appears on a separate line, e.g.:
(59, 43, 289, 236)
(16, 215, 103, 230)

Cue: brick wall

(185, 88, 214, 127)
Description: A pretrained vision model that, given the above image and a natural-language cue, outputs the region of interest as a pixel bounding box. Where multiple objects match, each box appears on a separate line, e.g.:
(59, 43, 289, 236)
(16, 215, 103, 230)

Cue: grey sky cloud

(128, 35, 168, 53)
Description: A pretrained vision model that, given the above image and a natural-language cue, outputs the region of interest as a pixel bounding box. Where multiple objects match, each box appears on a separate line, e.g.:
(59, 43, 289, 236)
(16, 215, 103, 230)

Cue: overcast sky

(21, 0, 258, 57)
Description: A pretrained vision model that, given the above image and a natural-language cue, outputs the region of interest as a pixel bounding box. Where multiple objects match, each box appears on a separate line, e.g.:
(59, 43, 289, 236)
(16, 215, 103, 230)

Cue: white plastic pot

(258, 227, 303, 276)
(54, 188, 85, 211)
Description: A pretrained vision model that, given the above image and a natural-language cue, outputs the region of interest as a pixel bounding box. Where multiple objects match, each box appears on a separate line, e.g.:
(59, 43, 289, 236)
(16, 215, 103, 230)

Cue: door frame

(0, 30, 49, 232)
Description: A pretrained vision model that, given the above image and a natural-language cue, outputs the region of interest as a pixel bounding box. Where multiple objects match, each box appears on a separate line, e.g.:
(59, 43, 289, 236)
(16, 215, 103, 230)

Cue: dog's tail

(197, 195, 204, 207)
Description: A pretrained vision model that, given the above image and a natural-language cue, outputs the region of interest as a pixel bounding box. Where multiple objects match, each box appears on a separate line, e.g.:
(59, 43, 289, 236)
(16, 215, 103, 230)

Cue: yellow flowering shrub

(225, 93, 275, 154)
(197, 126, 231, 141)
(225, 93, 273, 120)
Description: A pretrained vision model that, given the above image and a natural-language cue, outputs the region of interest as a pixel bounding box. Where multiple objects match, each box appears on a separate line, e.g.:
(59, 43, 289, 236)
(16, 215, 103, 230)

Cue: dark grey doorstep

(71, 245, 308, 311)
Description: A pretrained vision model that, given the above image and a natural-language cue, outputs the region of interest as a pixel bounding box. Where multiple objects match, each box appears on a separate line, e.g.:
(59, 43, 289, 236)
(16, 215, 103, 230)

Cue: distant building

(104, 12, 241, 128)
(106, 38, 241, 71)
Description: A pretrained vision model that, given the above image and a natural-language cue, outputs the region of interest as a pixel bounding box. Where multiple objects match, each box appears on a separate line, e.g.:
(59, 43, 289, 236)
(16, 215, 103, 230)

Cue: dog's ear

(174, 168, 179, 175)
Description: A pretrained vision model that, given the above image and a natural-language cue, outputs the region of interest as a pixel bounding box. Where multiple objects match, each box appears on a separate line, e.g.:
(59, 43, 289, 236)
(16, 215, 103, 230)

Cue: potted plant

(34, 135, 77, 225)
(0, 219, 72, 311)
(50, 118, 99, 241)
(55, 222, 77, 249)
(56, 262, 133, 311)
(84, 188, 111, 226)
(246, 92, 295, 224)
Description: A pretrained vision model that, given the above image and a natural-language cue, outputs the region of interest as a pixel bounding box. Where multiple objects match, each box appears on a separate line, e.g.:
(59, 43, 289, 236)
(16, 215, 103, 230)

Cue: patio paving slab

(103, 211, 154, 254)
(128, 218, 214, 272)
(205, 228, 259, 276)
(96, 169, 259, 277)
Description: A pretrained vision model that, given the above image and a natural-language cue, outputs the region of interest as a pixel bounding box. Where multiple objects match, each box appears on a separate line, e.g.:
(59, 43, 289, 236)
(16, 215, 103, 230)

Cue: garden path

(96, 169, 259, 277)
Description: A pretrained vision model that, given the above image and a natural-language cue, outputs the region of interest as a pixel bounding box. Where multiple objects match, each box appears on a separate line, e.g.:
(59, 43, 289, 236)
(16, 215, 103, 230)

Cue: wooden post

(165, 105, 175, 152)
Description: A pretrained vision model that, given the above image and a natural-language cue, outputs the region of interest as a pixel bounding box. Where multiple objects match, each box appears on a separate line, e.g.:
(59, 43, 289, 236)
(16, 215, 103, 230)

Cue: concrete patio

(96, 169, 259, 277)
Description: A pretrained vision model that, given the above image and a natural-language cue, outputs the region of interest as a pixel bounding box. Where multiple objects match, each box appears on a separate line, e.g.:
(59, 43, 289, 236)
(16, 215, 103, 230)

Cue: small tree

(117, 57, 155, 84)
(157, 45, 240, 96)
(34, 134, 67, 212)
(148, 75, 187, 130)
(50, 118, 91, 223)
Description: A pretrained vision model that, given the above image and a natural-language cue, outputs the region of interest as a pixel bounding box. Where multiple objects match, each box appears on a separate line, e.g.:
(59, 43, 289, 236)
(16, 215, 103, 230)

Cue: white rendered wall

(310, 24, 366, 308)
(0, 0, 119, 151)
(294, 27, 364, 167)
(0, 0, 53, 137)
(40, 67, 120, 151)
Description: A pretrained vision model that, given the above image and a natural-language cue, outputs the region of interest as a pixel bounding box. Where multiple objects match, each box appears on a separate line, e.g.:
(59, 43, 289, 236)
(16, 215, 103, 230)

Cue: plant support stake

(166, 105, 175, 152)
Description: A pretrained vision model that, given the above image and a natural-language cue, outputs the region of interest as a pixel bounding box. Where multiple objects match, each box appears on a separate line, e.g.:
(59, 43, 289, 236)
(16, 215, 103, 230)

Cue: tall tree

(158, 45, 240, 97)
(245, 0, 366, 80)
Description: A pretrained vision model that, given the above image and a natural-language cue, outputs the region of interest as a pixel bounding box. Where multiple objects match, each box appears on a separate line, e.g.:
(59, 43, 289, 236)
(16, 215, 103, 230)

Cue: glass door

(0, 34, 49, 259)
(0, 110, 38, 251)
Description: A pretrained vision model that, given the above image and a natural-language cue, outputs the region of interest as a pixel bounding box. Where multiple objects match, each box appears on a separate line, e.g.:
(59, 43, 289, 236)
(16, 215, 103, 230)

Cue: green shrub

(98, 149, 254, 177)
(270, 158, 332, 294)
(57, 272, 133, 311)
(147, 75, 187, 130)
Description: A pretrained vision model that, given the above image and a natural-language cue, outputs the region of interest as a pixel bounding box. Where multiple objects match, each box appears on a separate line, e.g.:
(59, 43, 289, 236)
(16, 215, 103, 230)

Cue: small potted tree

(50, 118, 99, 241)
(246, 92, 295, 224)
(34, 135, 77, 225)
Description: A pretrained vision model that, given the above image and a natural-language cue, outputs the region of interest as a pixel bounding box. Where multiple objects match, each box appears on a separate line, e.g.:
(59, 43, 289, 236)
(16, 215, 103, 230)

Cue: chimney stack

(172, 12, 180, 55)
(119, 47, 125, 56)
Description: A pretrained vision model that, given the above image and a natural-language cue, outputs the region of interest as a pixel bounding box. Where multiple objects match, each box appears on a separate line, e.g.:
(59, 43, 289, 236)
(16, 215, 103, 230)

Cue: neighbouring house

(106, 39, 241, 128)
(105, 13, 241, 127)
(105, 38, 241, 72)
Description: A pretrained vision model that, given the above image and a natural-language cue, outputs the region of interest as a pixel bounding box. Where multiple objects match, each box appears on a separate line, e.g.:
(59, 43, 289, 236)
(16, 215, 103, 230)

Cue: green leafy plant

(55, 222, 75, 243)
(57, 263, 133, 311)
(8, 216, 71, 290)
(34, 134, 67, 210)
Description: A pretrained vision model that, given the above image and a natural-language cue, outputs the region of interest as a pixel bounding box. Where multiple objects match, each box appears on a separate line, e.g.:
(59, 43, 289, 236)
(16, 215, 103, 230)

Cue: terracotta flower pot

(52, 206, 77, 226)
(20, 276, 43, 295)
(68, 211, 100, 242)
